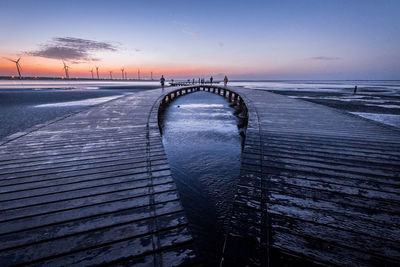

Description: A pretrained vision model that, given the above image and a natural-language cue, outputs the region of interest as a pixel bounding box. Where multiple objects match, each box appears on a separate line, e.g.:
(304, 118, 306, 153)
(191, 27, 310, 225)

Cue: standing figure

(160, 75, 166, 89)
(210, 76, 213, 84)
(353, 85, 358, 95)
(224, 75, 228, 87)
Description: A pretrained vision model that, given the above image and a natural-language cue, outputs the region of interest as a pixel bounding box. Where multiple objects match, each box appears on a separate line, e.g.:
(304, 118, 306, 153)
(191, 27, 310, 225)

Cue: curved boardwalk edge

(220, 87, 400, 266)
(1, 84, 399, 266)
(0, 89, 199, 266)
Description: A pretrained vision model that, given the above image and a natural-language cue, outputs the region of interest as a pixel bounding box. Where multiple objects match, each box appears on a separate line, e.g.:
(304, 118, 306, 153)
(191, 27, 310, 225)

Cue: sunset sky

(0, 0, 399, 79)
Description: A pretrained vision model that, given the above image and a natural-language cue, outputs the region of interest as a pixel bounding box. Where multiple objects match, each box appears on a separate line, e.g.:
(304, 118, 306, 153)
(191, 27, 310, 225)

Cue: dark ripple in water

(160, 91, 242, 265)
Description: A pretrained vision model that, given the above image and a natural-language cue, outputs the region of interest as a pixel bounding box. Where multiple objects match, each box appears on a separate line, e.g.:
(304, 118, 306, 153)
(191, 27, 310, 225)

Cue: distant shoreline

(0, 76, 155, 81)
(0, 76, 398, 82)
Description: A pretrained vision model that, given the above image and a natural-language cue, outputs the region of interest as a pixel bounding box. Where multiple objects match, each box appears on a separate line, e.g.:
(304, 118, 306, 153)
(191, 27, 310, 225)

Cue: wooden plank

(0, 89, 198, 265)
(223, 86, 400, 266)
(2, 84, 399, 265)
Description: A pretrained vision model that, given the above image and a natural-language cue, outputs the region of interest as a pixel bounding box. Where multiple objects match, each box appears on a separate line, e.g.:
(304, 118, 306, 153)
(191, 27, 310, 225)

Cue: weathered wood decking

(221, 87, 400, 266)
(0, 85, 399, 266)
(0, 89, 198, 266)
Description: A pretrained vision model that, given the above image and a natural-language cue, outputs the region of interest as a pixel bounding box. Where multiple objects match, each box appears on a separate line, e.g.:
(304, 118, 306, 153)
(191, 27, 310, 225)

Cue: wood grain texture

(221, 87, 400, 266)
(0, 89, 198, 266)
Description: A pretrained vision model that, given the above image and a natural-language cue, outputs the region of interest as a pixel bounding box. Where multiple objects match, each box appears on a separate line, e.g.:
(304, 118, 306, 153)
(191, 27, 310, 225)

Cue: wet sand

(270, 90, 400, 128)
(230, 81, 400, 129)
(0, 84, 159, 139)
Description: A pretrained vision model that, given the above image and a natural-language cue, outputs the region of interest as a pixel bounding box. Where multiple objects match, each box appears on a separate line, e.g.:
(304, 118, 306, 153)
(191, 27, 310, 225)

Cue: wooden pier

(0, 85, 399, 266)
(220, 87, 400, 266)
(0, 90, 198, 266)
(169, 81, 219, 87)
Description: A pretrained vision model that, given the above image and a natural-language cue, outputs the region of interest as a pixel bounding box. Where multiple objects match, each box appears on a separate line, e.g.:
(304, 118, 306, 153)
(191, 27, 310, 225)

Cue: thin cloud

(27, 37, 118, 62)
(182, 27, 200, 40)
(171, 19, 200, 40)
(308, 56, 341, 61)
(218, 42, 224, 47)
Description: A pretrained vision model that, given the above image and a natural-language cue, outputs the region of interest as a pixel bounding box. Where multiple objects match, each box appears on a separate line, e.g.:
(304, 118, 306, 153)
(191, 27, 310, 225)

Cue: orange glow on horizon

(0, 56, 245, 79)
(0, 54, 338, 79)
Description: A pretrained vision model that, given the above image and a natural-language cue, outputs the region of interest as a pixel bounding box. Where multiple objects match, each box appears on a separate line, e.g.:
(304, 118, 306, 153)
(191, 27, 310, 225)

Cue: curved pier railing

(156, 85, 248, 138)
(2, 84, 398, 266)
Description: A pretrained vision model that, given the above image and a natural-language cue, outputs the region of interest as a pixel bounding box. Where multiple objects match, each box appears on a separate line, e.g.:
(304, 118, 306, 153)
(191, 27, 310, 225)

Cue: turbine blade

(3, 57, 16, 63)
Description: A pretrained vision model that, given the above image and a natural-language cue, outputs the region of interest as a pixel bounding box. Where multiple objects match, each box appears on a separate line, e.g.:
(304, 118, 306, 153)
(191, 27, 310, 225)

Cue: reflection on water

(161, 91, 242, 265)
(0, 88, 136, 139)
(231, 80, 400, 128)
(230, 80, 400, 93)
(35, 95, 122, 107)
(0, 80, 160, 90)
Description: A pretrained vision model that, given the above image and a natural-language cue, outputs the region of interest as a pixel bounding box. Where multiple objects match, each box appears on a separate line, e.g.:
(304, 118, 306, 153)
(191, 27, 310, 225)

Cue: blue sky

(0, 0, 399, 79)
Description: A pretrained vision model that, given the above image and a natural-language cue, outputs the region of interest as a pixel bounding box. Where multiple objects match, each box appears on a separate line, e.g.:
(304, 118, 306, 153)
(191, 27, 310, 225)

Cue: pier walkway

(221, 87, 400, 266)
(0, 89, 198, 266)
(0, 85, 399, 266)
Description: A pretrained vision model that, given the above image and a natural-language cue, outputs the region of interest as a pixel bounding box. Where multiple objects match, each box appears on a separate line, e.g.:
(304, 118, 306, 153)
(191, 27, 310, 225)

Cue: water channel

(160, 91, 243, 265)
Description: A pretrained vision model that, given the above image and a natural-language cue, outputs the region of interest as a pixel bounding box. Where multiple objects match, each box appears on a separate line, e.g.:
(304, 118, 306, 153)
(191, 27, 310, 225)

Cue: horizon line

(0, 76, 399, 82)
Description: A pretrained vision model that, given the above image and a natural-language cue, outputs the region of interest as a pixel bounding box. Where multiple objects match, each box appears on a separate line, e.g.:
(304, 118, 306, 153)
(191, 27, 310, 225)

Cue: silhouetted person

(160, 75, 165, 89)
(353, 85, 357, 95)
(192, 78, 195, 84)
(210, 76, 213, 84)
(224, 75, 228, 87)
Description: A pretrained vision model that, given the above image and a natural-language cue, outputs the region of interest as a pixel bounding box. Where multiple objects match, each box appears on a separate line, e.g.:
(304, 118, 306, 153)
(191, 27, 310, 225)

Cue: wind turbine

(96, 66, 99, 79)
(90, 68, 94, 79)
(121, 68, 125, 80)
(62, 60, 70, 79)
(137, 69, 140, 80)
(151, 72, 153, 80)
(4, 57, 22, 79)
(109, 71, 113, 80)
